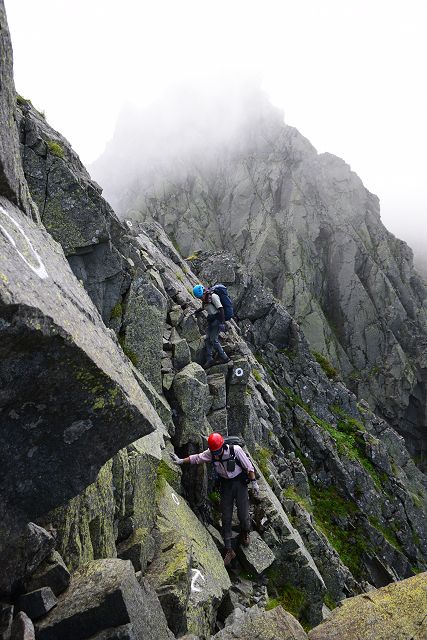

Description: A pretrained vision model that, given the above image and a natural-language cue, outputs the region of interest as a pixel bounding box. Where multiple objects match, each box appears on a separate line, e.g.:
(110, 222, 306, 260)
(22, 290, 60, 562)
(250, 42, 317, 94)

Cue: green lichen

(93, 397, 105, 410)
(118, 334, 139, 367)
(110, 302, 123, 320)
(43, 199, 87, 250)
(253, 368, 262, 382)
(47, 140, 65, 158)
(253, 446, 272, 483)
(312, 350, 339, 380)
(0, 273, 9, 284)
(156, 460, 178, 489)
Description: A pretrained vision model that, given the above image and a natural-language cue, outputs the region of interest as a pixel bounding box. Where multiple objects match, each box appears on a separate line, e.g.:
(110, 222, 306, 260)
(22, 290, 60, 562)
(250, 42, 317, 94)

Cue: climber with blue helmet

(193, 283, 230, 369)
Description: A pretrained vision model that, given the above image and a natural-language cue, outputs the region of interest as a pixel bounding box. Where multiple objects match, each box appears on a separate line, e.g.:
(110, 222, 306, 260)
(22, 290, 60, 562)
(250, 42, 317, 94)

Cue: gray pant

(206, 317, 226, 361)
(220, 475, 250, 549)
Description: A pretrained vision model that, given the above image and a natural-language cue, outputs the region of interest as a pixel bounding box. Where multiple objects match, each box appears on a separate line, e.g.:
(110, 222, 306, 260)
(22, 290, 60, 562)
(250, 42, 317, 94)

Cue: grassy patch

(17, 94, 31, 106)
(253, 447, 272, 484)
(279, 348, 296, 360)
(47, 140, 64, 158)
(266, 583, 308, 625)
(323, 592, 337, 610)
(368, 516, 403, 552)
(185, 252, 200, 260)
(252, 368, 262, 382)
(311, 484, 368, 578)
(208, 489, 221, 508)
(282, 486, 312, 512)
(282, 389, 382, 488)
(312, 350, 339, 380)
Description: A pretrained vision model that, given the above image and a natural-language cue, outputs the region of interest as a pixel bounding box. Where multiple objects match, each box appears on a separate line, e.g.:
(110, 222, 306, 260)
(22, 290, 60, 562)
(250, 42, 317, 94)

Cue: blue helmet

(193, 284, 205, 298)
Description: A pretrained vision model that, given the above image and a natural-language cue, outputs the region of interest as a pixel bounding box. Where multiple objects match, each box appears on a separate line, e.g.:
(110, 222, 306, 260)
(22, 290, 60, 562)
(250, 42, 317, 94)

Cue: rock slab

(237, 531, 276, 575)
(212, 605, 308, 639)
(308, 571, 427, 640)
(17, 587, 58, 621)
(35, 559, 172, 640)
(0, 198, 163, 553)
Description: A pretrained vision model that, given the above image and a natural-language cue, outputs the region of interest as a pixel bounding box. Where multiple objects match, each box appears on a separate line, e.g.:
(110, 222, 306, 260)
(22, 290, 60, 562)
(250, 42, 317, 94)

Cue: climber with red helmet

(170, 432, 260, 567)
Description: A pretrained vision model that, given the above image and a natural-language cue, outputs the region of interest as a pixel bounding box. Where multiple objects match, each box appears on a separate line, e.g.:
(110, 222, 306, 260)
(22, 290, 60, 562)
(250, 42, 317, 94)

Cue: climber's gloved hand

(170, 452, 184, 465)
(219, 323, 226, 333)
(250, 480, 260, 497)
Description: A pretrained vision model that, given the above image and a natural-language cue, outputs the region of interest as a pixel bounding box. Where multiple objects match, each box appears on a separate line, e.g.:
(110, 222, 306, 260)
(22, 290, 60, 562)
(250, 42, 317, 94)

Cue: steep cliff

(13, 97, 427, 637)
(1, 4, 426, 637)
(92, 88, 427, 468)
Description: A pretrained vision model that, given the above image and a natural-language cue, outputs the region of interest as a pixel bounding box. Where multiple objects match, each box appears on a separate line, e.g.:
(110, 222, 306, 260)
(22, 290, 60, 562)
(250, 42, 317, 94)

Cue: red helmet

(208, 433, 224, 452)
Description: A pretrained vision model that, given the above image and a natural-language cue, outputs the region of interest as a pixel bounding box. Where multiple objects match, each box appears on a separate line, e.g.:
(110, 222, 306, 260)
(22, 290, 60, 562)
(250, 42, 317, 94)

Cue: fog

(6, 0, 427, 273)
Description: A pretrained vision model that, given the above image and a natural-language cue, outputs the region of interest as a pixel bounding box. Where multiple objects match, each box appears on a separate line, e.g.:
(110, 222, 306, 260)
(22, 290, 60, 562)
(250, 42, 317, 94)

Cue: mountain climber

(170, 432, 260, 566)
(193, 284, 230, 369)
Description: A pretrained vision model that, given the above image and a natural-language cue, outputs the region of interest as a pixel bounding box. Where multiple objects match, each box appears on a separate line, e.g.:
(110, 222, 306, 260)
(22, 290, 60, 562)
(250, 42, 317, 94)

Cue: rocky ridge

(0, 3, 426, 638)
(92, 89, 427, 468)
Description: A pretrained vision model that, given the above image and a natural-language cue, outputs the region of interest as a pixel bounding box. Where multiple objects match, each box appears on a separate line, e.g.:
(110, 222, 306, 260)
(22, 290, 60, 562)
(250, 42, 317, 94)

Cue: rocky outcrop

(146, 479, 231, 637)
(0, 0, 37, 220)
(92, 88, 427, 467)
(308, 571, 427, 640)
(213, 605, 308, 639)
(0, 196, 164, 561)
(35, 559, 173, 640)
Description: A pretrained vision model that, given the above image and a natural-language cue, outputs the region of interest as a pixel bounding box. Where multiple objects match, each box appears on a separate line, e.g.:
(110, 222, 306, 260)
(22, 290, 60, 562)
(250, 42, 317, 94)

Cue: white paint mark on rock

(126, 220, 133, 228)
(0, 204, 48, 279)
(191, 568, 206, 593)
(171, 492, 180, 506)
(235, 367, 244, 377)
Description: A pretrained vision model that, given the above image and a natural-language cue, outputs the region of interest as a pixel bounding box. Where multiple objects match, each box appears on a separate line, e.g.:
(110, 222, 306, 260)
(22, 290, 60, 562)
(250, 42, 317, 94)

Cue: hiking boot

(219, 354, 230, 364)
(203, 359, 215, 370)
(241, 532, 250, 547)
(223, 549, 236, 567)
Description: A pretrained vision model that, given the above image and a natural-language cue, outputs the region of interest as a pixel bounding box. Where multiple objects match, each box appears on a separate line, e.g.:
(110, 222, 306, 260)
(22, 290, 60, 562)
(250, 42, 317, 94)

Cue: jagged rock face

(0, 0, 37, 220)
(3, 39, 424, 635)
(0, 195, 165, 559)
(92, 92, 427, 466)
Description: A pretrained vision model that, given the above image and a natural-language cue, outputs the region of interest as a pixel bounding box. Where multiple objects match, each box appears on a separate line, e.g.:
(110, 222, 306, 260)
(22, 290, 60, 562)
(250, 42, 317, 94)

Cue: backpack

(212, 435, 250, 477)
(209, 284, 234, 321)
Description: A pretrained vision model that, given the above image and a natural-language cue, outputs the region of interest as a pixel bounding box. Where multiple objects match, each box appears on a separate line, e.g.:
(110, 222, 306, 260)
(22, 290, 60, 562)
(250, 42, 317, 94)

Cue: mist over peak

(91, 77, 303, 207)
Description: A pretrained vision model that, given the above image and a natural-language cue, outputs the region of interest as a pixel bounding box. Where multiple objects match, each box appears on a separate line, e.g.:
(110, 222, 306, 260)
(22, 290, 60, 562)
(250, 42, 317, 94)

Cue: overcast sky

(5, 0, 427, 250)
